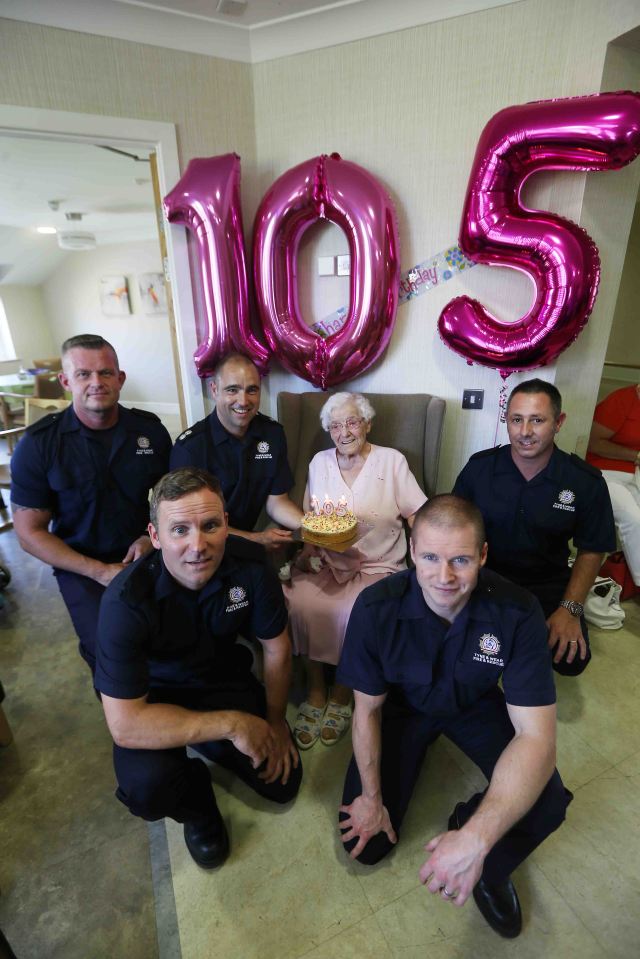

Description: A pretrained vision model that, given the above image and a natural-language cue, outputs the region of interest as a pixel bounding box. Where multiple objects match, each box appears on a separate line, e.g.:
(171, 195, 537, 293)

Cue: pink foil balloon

(163, 153, 270, 378)
(438, 92, 640, 375)
(253, 154, 400, 389)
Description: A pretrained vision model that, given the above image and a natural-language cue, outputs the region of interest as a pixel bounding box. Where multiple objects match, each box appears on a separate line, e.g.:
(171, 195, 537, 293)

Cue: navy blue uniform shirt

(453, 445, 615, 593)
(95, 536, 288, 699)
(337, 568, 555, 721)
(10, 404, 171, 562)
(170, 410, 293, 531)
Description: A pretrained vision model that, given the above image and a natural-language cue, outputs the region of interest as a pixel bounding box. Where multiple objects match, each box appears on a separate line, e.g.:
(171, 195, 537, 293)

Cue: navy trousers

(340, 687, 571, 880)
(54, 569, 105, 674)
(533, 583, 591, 677)
(113, 677, 302, 824)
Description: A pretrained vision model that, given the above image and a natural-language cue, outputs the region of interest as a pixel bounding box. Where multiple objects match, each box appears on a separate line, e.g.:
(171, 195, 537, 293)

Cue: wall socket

(462, 389, 484, 409)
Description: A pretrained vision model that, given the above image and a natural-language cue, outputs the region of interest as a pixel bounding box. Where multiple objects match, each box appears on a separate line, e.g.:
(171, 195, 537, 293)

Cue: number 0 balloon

(438, 91, 640, 375)
(253, 153, 400, 389)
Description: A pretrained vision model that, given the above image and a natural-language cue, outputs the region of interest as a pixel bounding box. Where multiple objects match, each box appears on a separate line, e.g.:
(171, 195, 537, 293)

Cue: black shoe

(472, 877, 522, 939)
(448, 804, 522, 938)
(184, 814, 230, 869)
(448, 801, 465, 832)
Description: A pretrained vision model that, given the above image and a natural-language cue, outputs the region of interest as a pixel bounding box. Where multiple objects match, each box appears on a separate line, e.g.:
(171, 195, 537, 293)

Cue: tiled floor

(1, 522, 639, 958)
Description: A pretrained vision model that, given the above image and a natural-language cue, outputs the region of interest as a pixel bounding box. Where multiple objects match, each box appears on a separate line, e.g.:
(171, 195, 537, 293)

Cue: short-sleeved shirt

(586, 385, 640, 475)
(94, 536, 288, 700)
(10, 404, 171, 562)
(452, 445, 615, 597)
(336, 567, 555, 721)
(170, 410, 294, 531)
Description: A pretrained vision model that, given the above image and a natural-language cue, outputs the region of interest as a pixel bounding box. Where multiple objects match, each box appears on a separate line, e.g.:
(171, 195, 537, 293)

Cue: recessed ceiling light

(36, 226, 57, 235)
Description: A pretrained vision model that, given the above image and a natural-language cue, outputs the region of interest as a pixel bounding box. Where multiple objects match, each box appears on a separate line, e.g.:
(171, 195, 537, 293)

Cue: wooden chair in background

(0, 393, 26, 453)
(32, 357, 62, 371)
(0, 425, 27, 531)
(33, 372, 65, 400)
(25, 397, 70, 425)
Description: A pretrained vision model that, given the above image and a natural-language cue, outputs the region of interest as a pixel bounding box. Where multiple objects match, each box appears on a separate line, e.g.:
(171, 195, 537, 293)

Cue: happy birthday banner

(311, 243, 476, 337)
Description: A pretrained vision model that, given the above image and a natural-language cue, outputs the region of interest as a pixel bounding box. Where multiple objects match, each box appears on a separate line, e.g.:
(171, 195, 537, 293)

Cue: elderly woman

(285, 392, 426, 749)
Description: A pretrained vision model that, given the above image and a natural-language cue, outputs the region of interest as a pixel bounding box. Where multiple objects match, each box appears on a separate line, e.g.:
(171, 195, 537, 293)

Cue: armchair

(277, 391, 446, 509)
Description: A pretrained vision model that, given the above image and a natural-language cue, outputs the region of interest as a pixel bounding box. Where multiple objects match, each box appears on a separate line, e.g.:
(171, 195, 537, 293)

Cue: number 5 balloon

(438, 91, 640, 375)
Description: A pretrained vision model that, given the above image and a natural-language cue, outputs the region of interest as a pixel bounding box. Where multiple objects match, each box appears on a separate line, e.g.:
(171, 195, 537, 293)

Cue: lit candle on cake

(310, 495, 321, 516)
(323, 494, 335, 515)
(335, 496, 348, 516)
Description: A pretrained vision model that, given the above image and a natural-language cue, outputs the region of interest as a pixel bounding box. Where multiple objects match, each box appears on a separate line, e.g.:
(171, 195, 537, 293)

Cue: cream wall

(606, 200, 640, 368)
(41, 240, 178, 411)
(253, 0, 640, 489)
(0, 15, 258, 375)
(0, 284, 55, 364)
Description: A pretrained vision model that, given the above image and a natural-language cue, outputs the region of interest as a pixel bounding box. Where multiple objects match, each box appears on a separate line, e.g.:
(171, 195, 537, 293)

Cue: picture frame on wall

(100, 275, 131, 316)
(138, 272, 167, 314)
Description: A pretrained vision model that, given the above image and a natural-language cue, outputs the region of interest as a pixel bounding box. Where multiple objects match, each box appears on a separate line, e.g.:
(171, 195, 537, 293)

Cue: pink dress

(284, 445, 426, 665)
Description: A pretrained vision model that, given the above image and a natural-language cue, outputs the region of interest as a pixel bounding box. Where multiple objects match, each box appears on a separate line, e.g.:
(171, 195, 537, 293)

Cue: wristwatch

(559, 599, 584, 618)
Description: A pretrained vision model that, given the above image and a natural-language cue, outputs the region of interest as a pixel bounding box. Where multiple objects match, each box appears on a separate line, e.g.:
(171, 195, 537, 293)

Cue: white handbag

(583, 576, 625, 630)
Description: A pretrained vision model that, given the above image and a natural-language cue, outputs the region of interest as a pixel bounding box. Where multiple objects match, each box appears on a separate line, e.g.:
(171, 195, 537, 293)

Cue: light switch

(337, 254, 351, 276)
(318, 256, 335, 276)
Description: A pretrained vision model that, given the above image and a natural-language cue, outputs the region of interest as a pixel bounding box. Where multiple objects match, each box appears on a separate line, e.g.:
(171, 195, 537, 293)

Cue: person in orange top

(587, 384, 640, 586)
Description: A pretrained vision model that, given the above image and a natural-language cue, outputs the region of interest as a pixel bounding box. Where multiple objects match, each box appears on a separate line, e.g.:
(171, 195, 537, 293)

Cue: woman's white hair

(319, 392, 376, 431)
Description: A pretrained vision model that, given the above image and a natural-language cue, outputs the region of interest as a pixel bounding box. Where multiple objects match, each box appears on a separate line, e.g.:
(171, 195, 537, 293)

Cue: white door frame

(0, 103, 206, 423)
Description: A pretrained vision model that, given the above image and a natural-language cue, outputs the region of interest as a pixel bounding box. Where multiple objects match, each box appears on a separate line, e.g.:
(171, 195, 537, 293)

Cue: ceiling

(0, 136, 157, 286)
(0, 0, 517, 63)
(113, 0, 359, 28)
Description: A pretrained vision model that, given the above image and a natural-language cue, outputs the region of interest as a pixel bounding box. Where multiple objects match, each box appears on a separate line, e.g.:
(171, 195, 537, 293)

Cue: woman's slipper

(320, 701, 352, 746)
(293, 701, 325, 750)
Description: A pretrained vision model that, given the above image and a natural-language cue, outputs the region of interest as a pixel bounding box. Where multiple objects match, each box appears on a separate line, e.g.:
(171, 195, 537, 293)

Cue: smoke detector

(216, 0, 247, 15)
(57, 231, 96, 251)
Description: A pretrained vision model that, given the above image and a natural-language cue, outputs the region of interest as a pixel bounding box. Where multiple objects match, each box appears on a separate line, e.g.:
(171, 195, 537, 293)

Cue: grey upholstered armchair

(277, 391, 446, 509)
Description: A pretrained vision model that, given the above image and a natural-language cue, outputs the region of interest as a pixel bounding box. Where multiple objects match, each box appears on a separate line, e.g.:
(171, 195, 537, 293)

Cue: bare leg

(305, 658, 328, 708)
(293, 658, 328, 749)
(322, 682, 353, 744)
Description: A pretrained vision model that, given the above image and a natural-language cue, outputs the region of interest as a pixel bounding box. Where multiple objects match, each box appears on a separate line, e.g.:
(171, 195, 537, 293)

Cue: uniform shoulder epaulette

(225, 533, 267, 564)
(175, 417, 207, 444)
(130, 407, 161, 422)
(479, 569, 535, 610)
(26, 411, 63, 434)
(120, 554, 159, 605)
(569, 453, 602, 478)
(362, 571, 409, 605)
(255, 411, 279, 426)
(469, 446, 501, 461)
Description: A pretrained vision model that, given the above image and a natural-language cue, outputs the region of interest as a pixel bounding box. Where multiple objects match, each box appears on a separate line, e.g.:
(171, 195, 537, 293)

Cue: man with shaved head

(336, 495, 571, 939)
(171, 352, 302, 551)
(11, 334, 171, 675)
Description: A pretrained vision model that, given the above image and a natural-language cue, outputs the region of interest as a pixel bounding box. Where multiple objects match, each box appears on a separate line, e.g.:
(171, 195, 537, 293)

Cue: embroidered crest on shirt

(255, 440, 272, 460)
(226, 585, 249, 612)
(136, 435, 154, 455)
(473, 633, 504, 667)
(553, 489, 576, 512)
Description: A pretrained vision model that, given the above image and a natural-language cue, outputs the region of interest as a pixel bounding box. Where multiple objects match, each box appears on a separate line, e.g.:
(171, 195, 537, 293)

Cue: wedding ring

(569, 641, 578, 645)
(442, 887, 457, 899)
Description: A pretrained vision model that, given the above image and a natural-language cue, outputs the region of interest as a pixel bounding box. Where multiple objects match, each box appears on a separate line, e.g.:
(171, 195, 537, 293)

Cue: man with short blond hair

(337, 495, 571, 939)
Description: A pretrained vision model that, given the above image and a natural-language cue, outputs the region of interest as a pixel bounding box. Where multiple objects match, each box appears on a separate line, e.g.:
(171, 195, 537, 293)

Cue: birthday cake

(301, 508, 358, 544)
